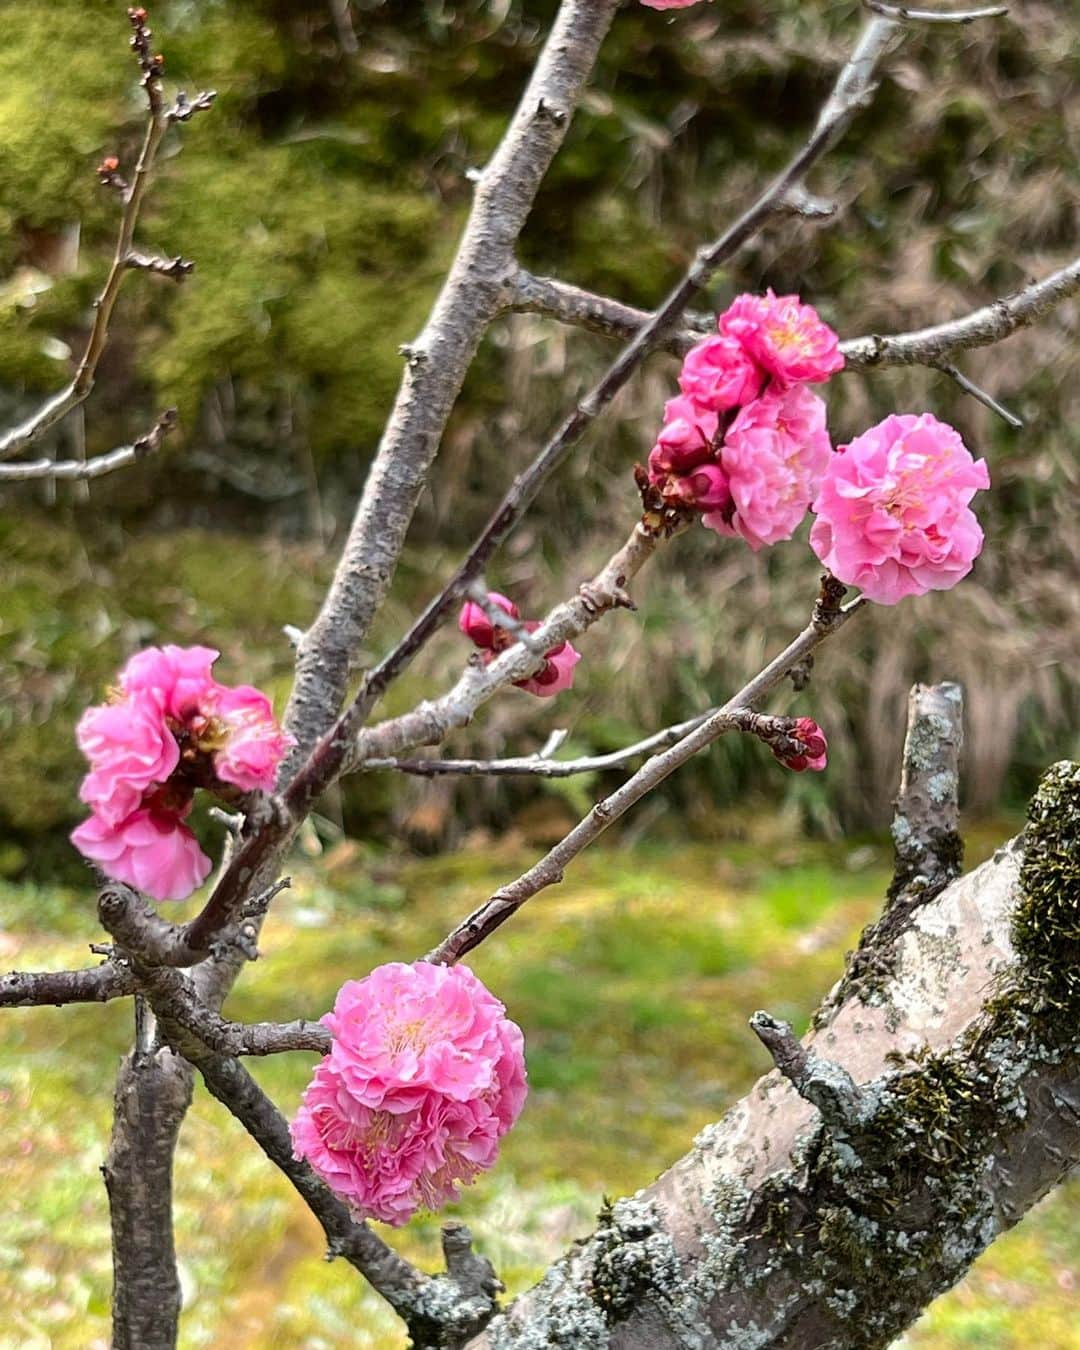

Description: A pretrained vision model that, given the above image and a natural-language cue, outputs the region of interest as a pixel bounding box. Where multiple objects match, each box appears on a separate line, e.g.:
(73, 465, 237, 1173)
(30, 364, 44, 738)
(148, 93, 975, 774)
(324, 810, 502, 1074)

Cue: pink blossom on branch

(71, 805, 212, 902)
(458, 592, 581, 698)
(809, 413, 990, 605)
(703, 384, 832, 551)
(291, 962, 527, 1226)
(76, 698, 180, 826)
(677, 334, 763, 413)
(71, 645, 293, 900)
(648, 395, 719, 476)
(773, 718, 828, 773)
(207, 684, 296, 793)
(719, 290, 844, 386)
(458, 591, 519, 650)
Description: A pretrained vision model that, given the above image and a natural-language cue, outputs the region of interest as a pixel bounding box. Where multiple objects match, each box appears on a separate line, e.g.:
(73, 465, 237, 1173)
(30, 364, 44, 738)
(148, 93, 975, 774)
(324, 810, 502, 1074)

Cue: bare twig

(841, 256, 1080, 368)
(0, 409, 177, 482)
(361, 710, 714, 778)
(0, 12, 211, 466)
(749, 1010, 867, 1129)
(864, 0, 1008, 22)
(464, 581, 546, 653)
(933, 360, 1023, 427)
(428, 587, 866, 965)
(508, 256, 1080, 371)
(125, 250, 194, 281)
(0, 962, 137, 1008)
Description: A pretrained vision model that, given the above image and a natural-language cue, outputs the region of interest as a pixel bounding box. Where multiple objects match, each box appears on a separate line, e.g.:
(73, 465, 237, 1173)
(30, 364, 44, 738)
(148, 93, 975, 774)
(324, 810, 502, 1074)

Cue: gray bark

(103, 1033, 194, 1350)
(469, 762, 1080, 1348)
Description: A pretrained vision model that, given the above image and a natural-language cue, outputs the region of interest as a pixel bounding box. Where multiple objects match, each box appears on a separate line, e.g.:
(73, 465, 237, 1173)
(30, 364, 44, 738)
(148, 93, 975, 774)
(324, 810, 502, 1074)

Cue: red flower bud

(773, 717, 828, 773)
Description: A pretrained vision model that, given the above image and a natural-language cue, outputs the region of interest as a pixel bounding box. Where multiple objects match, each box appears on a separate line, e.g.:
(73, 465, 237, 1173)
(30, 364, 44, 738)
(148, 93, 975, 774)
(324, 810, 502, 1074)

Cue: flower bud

(773, 717, 828, 773)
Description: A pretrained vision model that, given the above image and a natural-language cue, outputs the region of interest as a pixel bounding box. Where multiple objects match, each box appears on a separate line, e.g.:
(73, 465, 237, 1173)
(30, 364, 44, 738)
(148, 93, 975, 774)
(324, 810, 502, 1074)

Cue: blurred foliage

(1, 832, 1076, 1348)
(0, 0, 1078, 851)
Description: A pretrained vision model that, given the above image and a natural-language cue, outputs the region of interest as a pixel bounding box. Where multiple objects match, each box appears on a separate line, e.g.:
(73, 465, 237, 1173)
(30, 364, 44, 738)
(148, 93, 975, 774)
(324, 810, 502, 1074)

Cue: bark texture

(469, 762, 1080, 1349)
(103, 1040, 194, 1350)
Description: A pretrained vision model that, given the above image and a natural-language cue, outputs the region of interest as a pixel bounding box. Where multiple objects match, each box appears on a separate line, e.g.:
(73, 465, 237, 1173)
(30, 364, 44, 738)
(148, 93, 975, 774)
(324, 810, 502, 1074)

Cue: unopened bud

(773, 717, 828, 773)
(458, 592, 519, 651)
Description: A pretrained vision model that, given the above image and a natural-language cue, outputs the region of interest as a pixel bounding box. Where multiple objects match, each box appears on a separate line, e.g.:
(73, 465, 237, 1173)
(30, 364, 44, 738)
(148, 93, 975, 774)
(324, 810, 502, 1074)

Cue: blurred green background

(0, 0, 1077, 1346)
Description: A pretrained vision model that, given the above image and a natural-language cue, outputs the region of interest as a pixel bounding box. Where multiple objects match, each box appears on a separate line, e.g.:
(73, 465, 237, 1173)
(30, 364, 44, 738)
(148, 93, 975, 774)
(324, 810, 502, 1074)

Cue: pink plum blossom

(773, 717, 828, 773)
(291, 962, 527, 1225)
(703, 385, 832, 551)
(71, 806, 212, 902)
(641, 0, 703, 8)
(678, 334, 763, 413)
(119, 644, 219, 719)
(207, 684, 297, 792)
(809, 413, 990, 605)
(719, 290, 844, 386)
(664, 462, 732, 513)
(76, 698, 180, 825)
(648, 394, 718, 476)
(72, 646, 292, 900)
(514, 632, 581, 698)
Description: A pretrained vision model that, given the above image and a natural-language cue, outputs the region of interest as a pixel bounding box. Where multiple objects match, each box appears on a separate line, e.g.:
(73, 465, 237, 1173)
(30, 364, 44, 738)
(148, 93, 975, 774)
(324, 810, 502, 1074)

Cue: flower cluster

(291, 962, 527, 1226)
(810, 413, 990, 605)
(71, 645, 293, 901)
(647, 290, 842, 550)
(459, 592, 581, 697)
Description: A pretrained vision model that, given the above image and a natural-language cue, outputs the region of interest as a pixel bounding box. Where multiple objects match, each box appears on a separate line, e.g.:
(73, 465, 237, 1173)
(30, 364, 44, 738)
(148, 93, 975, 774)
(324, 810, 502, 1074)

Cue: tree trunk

(470, 761, 1079, 1348)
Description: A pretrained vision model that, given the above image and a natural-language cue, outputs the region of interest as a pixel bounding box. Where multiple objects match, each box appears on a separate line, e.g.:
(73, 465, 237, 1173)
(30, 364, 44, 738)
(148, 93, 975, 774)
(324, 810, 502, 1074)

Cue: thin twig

(933, 360, 1023, 427)
(347, 518, 671, 771)
(0, 409, 177, 482)
(864, 0, 1008, 22)
(464, 580, 546, 653)
(0, 115, 166, 461)
(125, 251, 194, 281)
(427, 587, 866, 965)
(362, 711, 713, 778)
(135, 964, 328, 1056)
(508, 256, 1080, 371)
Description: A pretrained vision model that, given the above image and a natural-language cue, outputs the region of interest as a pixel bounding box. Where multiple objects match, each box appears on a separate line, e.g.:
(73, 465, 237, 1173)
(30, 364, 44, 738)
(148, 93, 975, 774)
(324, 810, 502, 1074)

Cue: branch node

(750, 1011, 867, 1129)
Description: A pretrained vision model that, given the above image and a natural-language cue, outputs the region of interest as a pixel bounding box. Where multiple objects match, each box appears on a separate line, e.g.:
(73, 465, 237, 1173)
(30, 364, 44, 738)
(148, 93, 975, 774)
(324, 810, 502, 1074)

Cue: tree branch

(361, 711, 715, 778)
(349, 518, 671, 771)
(283, 0, 622, 764)
(343, 11, 905, 729)
(864, 0, 1009, 22)
(0, 960, 137, 1007)
(134, 963, 330, 1056)
(151, 1017, 500, 1346)
(507, 255, 1080, 371)
(428, 584, 865, 966)
(0, 94, 167, 461)
(468, 763, 1080, 1348)
(0, 408, 177, 482)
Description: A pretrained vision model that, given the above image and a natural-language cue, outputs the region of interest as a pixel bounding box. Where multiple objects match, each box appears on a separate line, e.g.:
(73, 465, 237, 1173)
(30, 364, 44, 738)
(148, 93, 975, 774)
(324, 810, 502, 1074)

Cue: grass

(0, 829, 1075, 1349)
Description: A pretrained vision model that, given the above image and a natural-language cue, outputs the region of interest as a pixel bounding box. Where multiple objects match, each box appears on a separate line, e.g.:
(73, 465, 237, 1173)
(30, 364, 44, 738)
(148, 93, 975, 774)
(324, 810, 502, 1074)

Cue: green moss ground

(0, 832, 1074, 1348)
